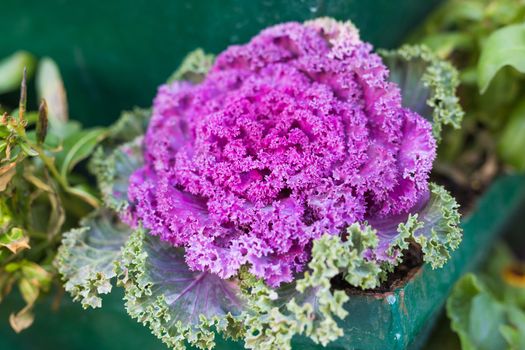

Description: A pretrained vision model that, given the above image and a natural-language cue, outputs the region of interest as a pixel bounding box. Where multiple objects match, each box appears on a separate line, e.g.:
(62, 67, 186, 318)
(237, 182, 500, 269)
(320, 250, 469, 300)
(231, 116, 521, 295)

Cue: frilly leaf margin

(117, 228, 247, 350)
(381, 44, 464, 140)
(55, 209, 131, 308)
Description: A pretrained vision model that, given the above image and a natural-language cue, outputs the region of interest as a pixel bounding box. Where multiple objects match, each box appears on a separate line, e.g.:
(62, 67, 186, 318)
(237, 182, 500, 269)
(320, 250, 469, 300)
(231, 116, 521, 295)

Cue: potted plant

(48, 18, 472, 350)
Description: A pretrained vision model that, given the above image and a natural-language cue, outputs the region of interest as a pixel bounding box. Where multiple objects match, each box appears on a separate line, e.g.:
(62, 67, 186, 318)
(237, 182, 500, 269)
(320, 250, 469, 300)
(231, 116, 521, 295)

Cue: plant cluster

(0, 52, 106, 332)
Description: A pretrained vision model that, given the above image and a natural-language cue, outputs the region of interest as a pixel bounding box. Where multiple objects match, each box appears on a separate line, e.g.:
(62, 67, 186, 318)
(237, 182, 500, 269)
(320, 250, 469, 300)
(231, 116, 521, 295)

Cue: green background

(0, 0, 439, 126)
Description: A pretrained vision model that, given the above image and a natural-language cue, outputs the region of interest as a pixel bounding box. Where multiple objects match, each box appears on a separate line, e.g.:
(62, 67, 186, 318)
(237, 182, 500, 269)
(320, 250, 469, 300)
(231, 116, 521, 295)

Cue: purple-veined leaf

(381, 45, 464, 140)
(55, 209, 131, 308)
(120, 228, 246, 350)
(369, 182, 461, 268)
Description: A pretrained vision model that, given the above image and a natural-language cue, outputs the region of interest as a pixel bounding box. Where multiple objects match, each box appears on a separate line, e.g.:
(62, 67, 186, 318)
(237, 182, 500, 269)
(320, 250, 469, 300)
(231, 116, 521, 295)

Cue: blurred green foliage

(0, 52, 105, 332)
(446, 245, 525, 350)
(412, 0, 525, 189)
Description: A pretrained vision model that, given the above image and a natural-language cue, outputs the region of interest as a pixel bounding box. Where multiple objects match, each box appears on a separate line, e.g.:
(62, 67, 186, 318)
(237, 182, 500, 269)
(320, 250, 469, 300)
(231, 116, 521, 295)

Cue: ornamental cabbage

(128, 19, 436, 286)
(57, 18, 464, 350)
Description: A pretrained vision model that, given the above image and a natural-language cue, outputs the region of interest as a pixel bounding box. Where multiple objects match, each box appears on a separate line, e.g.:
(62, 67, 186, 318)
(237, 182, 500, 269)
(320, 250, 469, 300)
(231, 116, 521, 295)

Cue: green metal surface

(0, 0, 439, 126)
(1, 175, 524, 350)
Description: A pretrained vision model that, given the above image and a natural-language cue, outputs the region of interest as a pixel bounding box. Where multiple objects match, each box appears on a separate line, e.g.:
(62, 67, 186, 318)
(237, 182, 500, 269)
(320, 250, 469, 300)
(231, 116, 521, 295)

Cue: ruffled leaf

(88, 108, 149, 211)
(91, 137, 144, 212)
(105, 108, 150, 145)
(244, 224, 382, 350)
(370, 182, 461, 268)
(168, 49, 215, 84)
(119, 228, 246, 350)
(381, 45, 464, 140)
(55, 209, 131, 308)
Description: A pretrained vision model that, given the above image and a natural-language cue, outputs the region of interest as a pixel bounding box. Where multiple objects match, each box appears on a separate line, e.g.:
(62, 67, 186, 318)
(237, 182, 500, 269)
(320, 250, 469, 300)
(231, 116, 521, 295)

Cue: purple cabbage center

(127, 20, 436, 286)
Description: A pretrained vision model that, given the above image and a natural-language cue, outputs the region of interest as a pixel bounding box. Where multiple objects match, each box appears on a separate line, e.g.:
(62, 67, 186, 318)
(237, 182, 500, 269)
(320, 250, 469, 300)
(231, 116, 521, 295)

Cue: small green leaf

(56, 209, 131, 308)
(18, 278, 39, 305)
(447, 274, 484, 350)
(478, 23, 525, 94)
(57, 128, 108, 181)
(20, 262, 52, 288)
(468, 293, 507, 350)
(0, 51, 36, 94)
(0, 227, 30, 254)
(19, 142, 38, 157)
(67, 185, 101, 209)
(447, 274, 508, 350)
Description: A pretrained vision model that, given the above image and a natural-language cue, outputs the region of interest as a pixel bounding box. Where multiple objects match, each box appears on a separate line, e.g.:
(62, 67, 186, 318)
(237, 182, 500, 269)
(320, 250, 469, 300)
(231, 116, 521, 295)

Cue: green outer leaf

(120, 228, 246, 350)
(91, 137, 144, 212)
(57, 128, 108, 181)
(89, 108, 150, 211)
(0, 51, 36, 94)
(55, 209, 130, 308)
(168, 49, 215, 84)
(478, 23, 525, 94)
(381, 45, 464, 140)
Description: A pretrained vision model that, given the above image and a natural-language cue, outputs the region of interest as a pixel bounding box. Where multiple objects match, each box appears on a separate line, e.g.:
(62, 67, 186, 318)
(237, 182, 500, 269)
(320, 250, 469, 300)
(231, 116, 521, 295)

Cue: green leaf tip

(55, 209, 131, 309)
(168, 49, 215, 84)
(381, 44, 464, 141)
